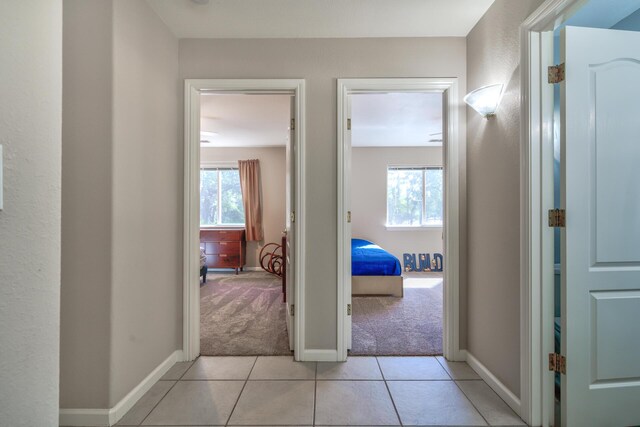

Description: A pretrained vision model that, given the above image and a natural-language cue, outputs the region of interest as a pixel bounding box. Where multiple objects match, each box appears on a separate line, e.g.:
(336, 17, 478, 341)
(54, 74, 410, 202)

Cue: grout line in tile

(451, 379, 491, 427)
(174, 358, 197, 381)
(435, 355, 454, 380)
(312, 364, 318, 427)
(137, 378, 180, 426)
(376, 357, 403, 427)
(224, 356, 259, 427)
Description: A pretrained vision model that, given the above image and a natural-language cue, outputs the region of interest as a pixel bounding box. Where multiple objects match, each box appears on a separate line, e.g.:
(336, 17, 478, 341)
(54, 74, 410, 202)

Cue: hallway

(115, 356, 525, 426)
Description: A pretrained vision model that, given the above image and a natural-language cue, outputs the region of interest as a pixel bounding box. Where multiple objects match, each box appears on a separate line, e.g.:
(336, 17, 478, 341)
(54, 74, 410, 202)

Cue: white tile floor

(116, 356, 527, 426)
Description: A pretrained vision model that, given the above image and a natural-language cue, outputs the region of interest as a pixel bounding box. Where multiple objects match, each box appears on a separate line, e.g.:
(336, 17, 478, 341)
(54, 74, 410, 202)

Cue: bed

(352, 238, 404, 297)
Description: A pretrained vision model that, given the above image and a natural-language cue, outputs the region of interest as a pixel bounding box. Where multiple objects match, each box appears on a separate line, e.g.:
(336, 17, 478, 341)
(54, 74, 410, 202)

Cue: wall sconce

(464, 84, 504, 119)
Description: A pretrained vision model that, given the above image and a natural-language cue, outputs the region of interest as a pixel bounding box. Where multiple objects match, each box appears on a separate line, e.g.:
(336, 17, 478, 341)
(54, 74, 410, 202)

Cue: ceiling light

(191, 0, 210, 5)
(464, 84, 504, 119)
(200, 131, 218, 144)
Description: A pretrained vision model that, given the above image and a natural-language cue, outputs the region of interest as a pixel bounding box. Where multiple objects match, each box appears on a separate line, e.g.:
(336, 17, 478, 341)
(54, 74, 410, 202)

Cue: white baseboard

(60, 349, 183, 427)
(300, 349, 339, 362)
(465, 351, 521, 416)
(58, 409, 111, 427)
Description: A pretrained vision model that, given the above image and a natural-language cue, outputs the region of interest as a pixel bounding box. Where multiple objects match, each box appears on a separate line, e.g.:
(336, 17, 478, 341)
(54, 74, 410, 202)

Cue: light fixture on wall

(464, 83, 504, 119)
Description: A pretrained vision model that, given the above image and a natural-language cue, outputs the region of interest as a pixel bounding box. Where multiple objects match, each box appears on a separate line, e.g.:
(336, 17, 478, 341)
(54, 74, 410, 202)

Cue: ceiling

(200, 92, 442, 148)
(147, 0, 495, 39)
(351, 92, 443, 147)
(200, 94, 292, 148)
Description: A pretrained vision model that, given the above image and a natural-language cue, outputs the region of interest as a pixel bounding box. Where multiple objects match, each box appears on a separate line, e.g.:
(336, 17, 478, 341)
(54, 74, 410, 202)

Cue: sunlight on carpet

(200, 271, 291, 356)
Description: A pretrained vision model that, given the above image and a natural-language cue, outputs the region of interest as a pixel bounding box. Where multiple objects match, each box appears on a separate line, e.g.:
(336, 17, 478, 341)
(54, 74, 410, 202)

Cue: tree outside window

(387, 166, 443, 227)
(200, 168, 245, 226)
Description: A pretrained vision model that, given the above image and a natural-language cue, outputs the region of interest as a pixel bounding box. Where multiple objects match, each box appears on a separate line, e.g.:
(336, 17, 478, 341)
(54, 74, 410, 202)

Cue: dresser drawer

(206, 254, 241, 268)
(204, 241, 240, 255)
(201, 229, 244, 241)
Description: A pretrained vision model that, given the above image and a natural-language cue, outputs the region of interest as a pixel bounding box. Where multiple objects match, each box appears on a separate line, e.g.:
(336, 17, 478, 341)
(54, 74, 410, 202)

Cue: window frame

(385, 164, 444, 230)
(199, 160, 245, 228)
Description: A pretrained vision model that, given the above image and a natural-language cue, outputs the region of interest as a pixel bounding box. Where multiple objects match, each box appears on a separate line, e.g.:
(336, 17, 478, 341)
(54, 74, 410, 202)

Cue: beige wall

(201, 147, 286, 268)
(110, 0, 181, 406)
(466, 0, 544, 397)
(61, 0, 181, 408)
(352, 147, 443, 265)
(61, 0, 113, 408)
(180, 37, 467, 349)
(0, 0, 62, 424)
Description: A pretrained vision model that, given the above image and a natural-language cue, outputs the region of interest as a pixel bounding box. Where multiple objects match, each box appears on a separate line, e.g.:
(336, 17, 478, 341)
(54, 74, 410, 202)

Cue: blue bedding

(352, 238, 402, 276)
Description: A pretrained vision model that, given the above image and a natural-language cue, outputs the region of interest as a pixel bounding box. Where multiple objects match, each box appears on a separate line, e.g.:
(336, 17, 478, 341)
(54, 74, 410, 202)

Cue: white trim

(302, 349, 340, 362)
(183, 79, 306, 362)
(519, 1, 585, 425)
(336, 78, 462, 362)
(59, 350, 183, 427)
(466, 351, 522, 416)
(200, 160, 239, 169)
(385, 225, 443, 231)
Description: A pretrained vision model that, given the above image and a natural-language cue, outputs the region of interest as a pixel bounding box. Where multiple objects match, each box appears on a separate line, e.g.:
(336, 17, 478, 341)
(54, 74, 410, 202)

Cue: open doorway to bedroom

(183, 80, 305, 362)
(347, 92, 445, 356)
(337, 78, 461, 361)
(198, 93, 293, 356)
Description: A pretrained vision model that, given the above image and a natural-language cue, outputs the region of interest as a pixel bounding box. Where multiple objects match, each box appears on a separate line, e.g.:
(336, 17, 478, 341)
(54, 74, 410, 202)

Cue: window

(200, 167, 245, 226)
(387, 166, 443, 227)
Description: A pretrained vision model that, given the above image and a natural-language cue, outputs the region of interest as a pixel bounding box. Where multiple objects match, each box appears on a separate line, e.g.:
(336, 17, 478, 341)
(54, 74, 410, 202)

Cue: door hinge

(347, 211, 352, 223)
(347, 118, 352, 130)
(549, 353, 566, 374)
(347, 304, 352, 316)
(290, 304, 295, 316)
(290, 211, 295, 223)
(548, 209, 566, 227)
(290, 118, 295, 131)
(548, 63, 565, 84)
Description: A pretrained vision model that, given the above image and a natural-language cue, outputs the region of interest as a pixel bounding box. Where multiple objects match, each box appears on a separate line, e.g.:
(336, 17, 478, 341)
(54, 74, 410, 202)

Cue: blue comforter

(352, 238, 402, 276)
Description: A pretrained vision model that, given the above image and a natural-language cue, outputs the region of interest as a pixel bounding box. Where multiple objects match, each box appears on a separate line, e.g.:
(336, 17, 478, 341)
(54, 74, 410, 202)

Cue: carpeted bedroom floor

(200, 271, 291, 356)
(200, 272, 443, 357)
(351, 277, 443, 356)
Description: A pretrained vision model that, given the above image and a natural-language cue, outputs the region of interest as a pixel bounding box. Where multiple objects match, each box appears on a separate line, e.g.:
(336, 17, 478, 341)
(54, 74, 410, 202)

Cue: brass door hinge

(290, 118, 295, 130)
(290, 211, 295, 223)
(347, 211, 352, 223)
(548, 63, 565, 84)
(290, 304, 295, 316)
(347, 304, 352, 316)
(347, 118, 352, 130)
(549, 353, 566, 374)
(548, 209, 566, 227)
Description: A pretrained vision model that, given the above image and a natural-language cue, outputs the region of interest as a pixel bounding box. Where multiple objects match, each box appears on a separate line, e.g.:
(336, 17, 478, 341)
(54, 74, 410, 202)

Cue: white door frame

(337, 78, 462, 362)
(183, 79, 306, 361)
(519, 1, 586, 425)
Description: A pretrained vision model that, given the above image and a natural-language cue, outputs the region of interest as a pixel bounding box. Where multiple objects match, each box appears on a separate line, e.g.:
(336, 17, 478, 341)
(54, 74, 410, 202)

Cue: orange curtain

(238, 159, 264, 241)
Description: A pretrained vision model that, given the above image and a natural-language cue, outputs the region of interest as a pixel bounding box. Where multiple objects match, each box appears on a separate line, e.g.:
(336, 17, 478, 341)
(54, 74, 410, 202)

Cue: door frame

(183, 79, 306, 361)
(336, 78, 463, 362)
(519, 1, 586, 425)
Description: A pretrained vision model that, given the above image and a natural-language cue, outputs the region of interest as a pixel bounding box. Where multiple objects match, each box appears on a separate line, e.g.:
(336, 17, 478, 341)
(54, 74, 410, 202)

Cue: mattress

(352, 238, 402, 276)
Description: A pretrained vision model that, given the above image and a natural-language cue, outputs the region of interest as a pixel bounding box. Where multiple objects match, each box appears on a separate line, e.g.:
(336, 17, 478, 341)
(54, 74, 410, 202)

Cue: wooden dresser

(200, 229, 246, 274)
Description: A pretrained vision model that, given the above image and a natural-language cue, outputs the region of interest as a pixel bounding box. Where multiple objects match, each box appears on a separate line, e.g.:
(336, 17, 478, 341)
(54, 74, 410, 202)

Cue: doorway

(183, 79, 306, 361)
(336, 78, 462, 362)
(198, 93, 293, 356)
(347, 91, 445, 356)
(521, 1, 640, 425)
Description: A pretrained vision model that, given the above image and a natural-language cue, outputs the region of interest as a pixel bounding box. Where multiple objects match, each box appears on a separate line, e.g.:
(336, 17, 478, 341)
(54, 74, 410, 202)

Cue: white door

(561, 26, 640, 426)
(285, 95, 295, 351)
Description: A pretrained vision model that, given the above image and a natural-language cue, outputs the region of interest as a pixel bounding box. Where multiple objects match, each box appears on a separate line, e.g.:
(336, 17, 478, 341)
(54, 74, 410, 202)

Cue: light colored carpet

(351, 279, 443, 356)
(200, 271, 291, 356)
(201, 272, 442, 356)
